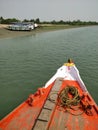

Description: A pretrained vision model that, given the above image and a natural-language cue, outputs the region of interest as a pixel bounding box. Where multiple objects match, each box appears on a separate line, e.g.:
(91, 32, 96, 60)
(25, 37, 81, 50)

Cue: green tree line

(0, 16, 98, 25)
(42, 19, 98, 25)
(0, 17, 40, 24)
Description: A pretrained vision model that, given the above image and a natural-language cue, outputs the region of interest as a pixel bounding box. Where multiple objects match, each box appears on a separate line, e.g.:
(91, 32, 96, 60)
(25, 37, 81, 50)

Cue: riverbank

(0, 24, 36, 39)
(0, 24, 94, 39)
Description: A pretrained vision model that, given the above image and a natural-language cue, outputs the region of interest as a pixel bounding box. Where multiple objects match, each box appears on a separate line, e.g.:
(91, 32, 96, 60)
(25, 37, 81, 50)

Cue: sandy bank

(0, 24, 90, 39)
(0, 24, 37, 39)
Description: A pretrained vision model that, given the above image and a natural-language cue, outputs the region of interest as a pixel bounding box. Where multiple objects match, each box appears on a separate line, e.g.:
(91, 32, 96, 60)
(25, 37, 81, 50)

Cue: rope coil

(58, 86, 80, 107)
(48, 86, 93, 116)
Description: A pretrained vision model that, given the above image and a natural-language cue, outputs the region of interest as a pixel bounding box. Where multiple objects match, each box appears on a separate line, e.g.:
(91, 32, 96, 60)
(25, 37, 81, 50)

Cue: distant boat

(0, 59, 98, 130)
(8, 22, 38, 31)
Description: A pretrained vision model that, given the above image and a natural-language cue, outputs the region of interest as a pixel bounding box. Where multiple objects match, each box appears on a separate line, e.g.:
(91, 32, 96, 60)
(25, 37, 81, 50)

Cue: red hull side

(0, 80, 98, 130)
(0, 83, 53, 130)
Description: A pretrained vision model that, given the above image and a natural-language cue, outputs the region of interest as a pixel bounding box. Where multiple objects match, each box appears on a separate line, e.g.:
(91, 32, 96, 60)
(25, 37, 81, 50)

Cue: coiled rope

(58, 86, 80, 107)
(49, 86, 92, 116)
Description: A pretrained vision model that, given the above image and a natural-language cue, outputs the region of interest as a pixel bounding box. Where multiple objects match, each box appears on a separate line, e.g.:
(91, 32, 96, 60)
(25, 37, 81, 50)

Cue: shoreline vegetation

(0, 24, 97, 39)
(0, 17, 98, 39)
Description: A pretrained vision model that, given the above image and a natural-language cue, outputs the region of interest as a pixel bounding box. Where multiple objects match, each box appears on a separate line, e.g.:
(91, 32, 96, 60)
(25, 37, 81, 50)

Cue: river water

(0, 26, 98, 119)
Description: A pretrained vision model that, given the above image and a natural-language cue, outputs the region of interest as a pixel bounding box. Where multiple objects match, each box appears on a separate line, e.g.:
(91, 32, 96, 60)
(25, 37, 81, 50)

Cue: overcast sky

(0, 0, 98, 22)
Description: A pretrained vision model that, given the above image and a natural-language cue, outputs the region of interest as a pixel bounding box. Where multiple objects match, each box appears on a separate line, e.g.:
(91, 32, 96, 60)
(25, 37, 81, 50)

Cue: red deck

(0, 79, 98, 130)
(46, 80, 98, 130)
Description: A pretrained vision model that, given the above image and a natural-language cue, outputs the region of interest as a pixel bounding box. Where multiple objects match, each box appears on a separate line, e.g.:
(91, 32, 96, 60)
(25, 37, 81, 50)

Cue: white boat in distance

(9, 22, 38, 31)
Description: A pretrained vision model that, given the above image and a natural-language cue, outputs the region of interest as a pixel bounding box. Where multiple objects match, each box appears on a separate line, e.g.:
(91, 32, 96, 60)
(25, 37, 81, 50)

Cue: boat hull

(0, 62, 98, 130)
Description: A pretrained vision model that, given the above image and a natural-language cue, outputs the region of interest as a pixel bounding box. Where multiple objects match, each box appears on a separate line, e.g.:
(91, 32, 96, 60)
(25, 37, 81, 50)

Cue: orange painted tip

(64, 59, 74, 66)
(64, 63, 75, 66)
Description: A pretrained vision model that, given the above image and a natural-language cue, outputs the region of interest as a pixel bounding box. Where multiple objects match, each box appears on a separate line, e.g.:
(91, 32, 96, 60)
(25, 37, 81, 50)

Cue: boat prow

(0, 60, 98, 130)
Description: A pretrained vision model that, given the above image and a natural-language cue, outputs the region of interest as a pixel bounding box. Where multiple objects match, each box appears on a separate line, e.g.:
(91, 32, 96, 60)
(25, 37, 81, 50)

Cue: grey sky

(0, 0, 98, 22)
